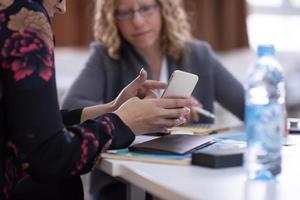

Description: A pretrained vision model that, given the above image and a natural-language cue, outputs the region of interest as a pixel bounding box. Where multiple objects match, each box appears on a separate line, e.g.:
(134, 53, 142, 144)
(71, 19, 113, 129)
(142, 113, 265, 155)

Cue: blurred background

(53, 0, 300, 125)
(51, 0, 300, 199)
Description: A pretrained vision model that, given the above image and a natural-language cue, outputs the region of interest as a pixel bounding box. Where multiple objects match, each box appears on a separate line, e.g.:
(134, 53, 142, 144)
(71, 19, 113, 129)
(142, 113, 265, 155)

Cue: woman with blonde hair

(63, 0, 244, 123)
(62, 0, 245, 199)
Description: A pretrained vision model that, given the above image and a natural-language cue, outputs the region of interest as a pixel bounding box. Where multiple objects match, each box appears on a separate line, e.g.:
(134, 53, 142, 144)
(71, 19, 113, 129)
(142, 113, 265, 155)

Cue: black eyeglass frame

(115, 3, 158, 21)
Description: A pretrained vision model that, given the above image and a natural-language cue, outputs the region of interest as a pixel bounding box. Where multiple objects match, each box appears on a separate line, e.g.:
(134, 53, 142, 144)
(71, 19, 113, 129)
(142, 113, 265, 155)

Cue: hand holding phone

(161, 70, 198, 98)
(161, 70, 215, 119)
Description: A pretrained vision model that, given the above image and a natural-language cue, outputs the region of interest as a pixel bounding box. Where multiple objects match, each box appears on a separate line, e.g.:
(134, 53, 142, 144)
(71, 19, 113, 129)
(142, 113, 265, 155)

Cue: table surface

(97, 134, 300, 200)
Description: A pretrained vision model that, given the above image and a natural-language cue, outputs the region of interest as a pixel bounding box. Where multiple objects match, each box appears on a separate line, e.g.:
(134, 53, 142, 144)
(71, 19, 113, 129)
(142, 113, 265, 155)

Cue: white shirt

(156, 57, 168, 97)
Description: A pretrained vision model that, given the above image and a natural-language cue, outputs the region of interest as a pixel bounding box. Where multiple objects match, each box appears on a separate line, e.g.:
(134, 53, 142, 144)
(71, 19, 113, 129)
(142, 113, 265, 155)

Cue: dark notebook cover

(129, 134, 215, 155)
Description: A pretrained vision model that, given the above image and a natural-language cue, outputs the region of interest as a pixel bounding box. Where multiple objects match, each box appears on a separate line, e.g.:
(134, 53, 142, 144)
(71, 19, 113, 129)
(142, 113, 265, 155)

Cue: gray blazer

(62, 40, 245, 123)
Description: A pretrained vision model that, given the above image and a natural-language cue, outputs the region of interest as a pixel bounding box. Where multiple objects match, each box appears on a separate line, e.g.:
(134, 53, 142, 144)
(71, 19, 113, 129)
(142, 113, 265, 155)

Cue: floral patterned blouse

(0, 0, 135, 199)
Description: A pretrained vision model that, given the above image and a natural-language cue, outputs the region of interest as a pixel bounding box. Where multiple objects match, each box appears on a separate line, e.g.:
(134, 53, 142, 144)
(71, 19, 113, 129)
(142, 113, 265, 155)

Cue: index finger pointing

(143, 80, 167, 90)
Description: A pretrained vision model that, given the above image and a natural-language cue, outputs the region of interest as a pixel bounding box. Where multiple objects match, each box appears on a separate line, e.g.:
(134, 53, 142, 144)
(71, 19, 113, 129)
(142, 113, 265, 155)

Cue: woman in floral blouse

(0, 0, 192, 199)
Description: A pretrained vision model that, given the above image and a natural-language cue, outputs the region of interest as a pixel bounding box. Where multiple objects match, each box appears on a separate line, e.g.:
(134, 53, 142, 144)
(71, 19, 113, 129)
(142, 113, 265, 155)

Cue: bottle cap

(257, 45, 275, 58)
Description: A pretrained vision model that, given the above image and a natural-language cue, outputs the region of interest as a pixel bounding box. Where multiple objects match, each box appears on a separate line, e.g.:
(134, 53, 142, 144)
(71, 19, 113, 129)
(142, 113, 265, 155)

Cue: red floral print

(101, 117, 116, 136)
(70, 128, 99, 176)
(7, 7, 53, 48)
(1, 30, 54, 81)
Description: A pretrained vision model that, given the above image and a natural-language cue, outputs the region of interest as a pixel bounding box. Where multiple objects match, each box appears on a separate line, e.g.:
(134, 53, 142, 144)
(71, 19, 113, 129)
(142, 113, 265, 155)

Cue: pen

(193, 107, 215, 119)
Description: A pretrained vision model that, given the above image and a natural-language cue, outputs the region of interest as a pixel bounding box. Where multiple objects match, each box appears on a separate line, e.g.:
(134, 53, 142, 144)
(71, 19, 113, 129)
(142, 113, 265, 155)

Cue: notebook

(101, 149, 191, 165)
(168, 124, 229, 135)
(128, 134, 215, 155)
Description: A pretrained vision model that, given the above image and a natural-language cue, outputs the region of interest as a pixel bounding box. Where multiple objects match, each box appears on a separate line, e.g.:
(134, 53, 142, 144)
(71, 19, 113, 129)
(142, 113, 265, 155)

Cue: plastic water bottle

(244, 45, 286, 180)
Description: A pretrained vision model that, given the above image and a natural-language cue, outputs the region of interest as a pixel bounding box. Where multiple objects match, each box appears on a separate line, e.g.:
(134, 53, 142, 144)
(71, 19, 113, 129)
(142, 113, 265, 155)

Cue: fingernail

(139, 68, 145, 74)
(175, 117, 186, 126)
(180, 107, 190, 116)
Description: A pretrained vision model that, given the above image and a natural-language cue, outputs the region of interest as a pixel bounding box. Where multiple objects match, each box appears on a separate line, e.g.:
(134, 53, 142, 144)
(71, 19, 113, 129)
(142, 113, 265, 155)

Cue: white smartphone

(161, 70, 199, 98)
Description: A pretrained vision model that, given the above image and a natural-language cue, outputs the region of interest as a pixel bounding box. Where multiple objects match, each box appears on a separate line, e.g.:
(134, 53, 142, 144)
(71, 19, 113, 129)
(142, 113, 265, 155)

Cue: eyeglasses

(115, 4, 158, 21)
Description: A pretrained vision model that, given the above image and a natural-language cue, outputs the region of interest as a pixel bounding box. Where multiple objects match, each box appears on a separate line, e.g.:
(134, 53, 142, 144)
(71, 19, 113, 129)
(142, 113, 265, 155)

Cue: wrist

(114, 110, 136, 134)
(108, 100, 117, 112)
(81, 102, 117, 123)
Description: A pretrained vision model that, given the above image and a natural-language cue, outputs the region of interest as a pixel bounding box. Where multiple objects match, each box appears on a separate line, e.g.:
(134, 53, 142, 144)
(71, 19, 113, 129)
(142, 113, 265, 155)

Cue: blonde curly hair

(94, 0, 191, 63)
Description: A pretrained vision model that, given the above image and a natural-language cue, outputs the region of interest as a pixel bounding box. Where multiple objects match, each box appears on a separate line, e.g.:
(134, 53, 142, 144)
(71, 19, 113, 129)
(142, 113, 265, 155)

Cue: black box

(191, 143, 244, 168)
